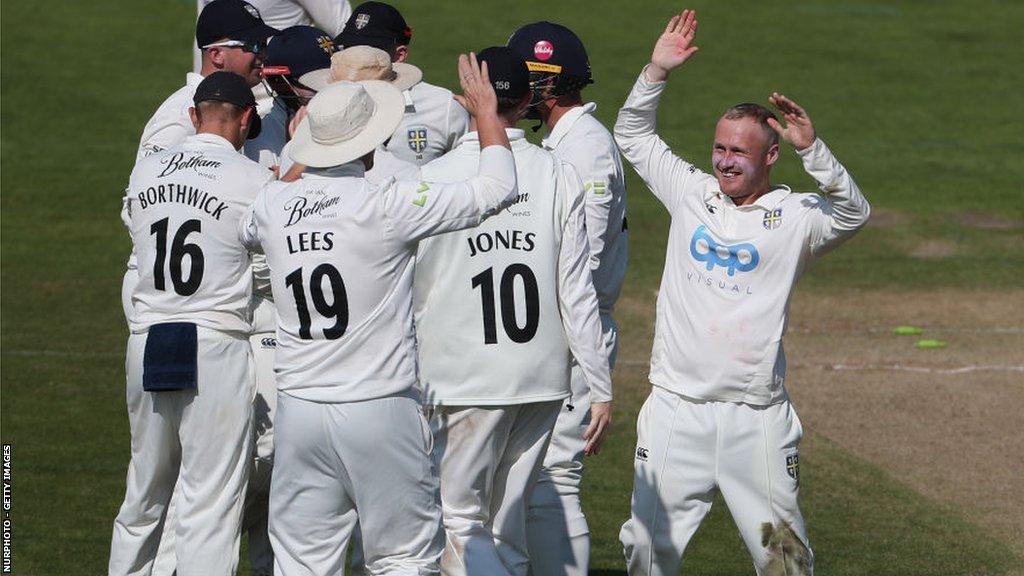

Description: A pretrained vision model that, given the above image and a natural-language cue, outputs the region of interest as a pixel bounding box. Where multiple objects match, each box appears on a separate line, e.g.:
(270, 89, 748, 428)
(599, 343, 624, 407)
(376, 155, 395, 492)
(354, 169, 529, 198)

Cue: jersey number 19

(285, 264, 349, 340)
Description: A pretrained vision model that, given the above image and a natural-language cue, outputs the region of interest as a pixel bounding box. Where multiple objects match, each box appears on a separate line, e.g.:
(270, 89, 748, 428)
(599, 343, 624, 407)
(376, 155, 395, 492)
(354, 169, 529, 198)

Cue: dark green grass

(2, 0, 1022, 574)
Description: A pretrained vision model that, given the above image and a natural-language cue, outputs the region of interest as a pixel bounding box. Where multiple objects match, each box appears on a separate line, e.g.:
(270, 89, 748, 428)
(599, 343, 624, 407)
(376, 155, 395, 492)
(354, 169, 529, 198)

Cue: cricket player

(508, 22, 627, 576)
(615, 11, 870, 575)
(333, 2, 470, 175)
(119, 4, 278, 574)
(237, 54, 518, 575)
(125, 0, 277, 323)
(109, 72, 272, 576)
(412, 46, 612, 576)
(193, 0, 351, 72)
(245, 25, 334, 169)
(236, 24, 334, 576)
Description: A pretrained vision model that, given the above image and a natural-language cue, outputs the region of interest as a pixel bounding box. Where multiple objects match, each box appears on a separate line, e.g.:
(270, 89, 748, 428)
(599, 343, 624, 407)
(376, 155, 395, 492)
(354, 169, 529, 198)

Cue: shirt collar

(186, 72, 204, 87)
(705, 184, 792, 210)
(302, 161, 366, 179)
(542, 102, 597, 150)
(456, 127, 526, 147)
(186, 132, 237, 150)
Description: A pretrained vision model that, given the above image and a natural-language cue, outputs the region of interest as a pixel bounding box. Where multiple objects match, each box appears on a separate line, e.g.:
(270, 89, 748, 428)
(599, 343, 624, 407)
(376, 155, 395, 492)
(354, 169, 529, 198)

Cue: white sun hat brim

(299, 62, 422, 92)
(289, 80, 405, 169)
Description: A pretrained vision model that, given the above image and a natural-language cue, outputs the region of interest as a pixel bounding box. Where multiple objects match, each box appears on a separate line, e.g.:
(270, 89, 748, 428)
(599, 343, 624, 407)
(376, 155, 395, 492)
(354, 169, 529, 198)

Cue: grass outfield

(2, 0, 1022, 574)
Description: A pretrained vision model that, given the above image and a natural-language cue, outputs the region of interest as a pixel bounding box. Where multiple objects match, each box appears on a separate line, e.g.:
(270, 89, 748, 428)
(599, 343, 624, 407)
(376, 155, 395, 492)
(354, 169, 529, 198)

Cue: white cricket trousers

(108, 326, 254, 576)
(619, 386, 812, 576)
(269, 392, 444, 576)
(431, 401, 562, 576)
(148, 332, 277, 576)
(527, 315, 617, 576)
(240, 331, 278, 576)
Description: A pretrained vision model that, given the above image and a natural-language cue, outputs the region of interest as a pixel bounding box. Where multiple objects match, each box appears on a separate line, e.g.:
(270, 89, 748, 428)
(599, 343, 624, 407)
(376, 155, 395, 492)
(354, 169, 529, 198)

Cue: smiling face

(220, 46, 263, 87)
(712, 115, 779, 202)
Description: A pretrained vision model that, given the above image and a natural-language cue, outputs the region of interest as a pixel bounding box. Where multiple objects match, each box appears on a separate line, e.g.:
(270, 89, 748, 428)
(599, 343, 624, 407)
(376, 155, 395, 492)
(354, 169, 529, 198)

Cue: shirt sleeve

(798, 138, 871, 257)
(382, 144, 517, 243)
(556, 162, 613, 402)
(445, 96, 471, 152)
(614, 66, 714, 214)
(238, 188, 267, 255)
(573, 142, 620, 272)
(138, 119, 192, 160)
(296, 0, 352, 36)
(251, 252, 273, 300)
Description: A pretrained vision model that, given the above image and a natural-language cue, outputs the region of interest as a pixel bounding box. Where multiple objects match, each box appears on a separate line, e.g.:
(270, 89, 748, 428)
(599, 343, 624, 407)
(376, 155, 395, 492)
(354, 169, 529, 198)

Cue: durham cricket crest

(355, 13, 370, 29)
(763, 208, 783, 230)
(786, 453, 800, 483)
(407, 126, 428, 158)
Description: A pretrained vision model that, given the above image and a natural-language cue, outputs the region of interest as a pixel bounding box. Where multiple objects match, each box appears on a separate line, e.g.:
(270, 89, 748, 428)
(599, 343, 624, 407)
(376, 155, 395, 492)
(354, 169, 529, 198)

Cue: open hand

(453, 52, 497, 120)
(767, 93, 816, 150)
(583, 401, 613, 456)
(648, 9, 699, 82)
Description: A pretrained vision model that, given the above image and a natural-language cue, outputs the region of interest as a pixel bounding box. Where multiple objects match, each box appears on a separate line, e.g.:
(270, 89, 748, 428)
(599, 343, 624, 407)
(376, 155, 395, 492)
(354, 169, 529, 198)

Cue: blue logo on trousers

(689, 225, 760, 276)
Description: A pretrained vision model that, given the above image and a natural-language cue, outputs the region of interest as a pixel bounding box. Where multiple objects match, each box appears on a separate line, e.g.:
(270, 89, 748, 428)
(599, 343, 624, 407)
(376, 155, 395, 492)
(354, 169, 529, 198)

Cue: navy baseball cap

(193, 71, 262, 139)
(196, 0, 279, 48)
(476, 47, 530, 102)
(264, 26, 334, 80)
(508, 22, 593, 86)
(334, 2, 413, 53)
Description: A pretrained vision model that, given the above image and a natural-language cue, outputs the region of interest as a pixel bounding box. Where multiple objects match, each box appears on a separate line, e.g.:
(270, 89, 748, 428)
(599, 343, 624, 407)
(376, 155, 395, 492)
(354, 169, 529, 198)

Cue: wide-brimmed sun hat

(299, 45, 422, 92)
(288, 80, 404, 168)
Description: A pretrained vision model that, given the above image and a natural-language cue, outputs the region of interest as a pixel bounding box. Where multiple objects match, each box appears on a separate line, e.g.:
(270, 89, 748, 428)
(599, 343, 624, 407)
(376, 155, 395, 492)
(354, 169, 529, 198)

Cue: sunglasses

(202, 39, 266, 55)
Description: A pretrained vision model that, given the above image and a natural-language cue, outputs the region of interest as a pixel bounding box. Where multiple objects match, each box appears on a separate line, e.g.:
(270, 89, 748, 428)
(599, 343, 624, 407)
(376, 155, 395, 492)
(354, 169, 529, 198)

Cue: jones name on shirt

(467, 229, 536, 258)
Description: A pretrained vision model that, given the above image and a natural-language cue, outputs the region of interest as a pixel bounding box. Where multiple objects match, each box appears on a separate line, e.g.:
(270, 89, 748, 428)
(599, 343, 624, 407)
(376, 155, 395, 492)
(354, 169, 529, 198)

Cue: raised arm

(614, 9, 713, 213)
(297, 0, 352, 36)
(767, 93, 870, 256)
(385, 52, 517, 242)
(555, 163, 613, 455)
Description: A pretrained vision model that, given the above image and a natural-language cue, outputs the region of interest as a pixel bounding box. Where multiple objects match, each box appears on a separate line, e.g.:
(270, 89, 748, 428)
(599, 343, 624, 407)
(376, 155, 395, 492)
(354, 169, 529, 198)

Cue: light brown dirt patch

(908, 239, 959, 258)
(784, 289, 1024, 554)
(614, 287, 1024, 554)
(957, 211, 1024, 230)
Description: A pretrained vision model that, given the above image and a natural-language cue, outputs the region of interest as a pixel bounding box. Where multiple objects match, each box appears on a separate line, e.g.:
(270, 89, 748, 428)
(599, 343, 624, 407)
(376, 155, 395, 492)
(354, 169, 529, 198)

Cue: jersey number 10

(470, 264, 539, 345)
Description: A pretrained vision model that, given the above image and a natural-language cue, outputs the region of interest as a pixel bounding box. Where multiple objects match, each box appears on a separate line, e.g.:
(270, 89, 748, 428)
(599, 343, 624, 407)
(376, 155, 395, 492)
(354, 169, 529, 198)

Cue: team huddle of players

(109, 1, 870, 576)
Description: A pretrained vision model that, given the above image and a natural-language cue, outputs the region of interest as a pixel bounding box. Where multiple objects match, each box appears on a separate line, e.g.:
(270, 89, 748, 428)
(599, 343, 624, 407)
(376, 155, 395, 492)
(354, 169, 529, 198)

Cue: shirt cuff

(639, 64, 669, 88)
(795, 137, 827, 160)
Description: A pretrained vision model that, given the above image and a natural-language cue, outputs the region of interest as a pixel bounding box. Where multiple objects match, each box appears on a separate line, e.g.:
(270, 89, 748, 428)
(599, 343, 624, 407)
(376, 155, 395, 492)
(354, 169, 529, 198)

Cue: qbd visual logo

(689, 225, 760, 276)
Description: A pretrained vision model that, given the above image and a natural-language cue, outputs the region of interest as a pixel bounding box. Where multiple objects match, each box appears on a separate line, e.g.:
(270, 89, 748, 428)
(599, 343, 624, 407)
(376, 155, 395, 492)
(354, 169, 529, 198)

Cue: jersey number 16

(150, 217, 204, 296)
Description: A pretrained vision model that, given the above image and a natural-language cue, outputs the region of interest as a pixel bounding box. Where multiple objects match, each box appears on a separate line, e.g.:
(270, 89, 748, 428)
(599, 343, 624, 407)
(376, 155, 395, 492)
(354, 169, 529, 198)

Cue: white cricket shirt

(136, 73, 203, 162)
(543, 102, 629, 314)
(239, 146, 518, 403)
(127, 133, 274, 335)
(193, 0, 352, 72)
(365, 81, 469, 181)
(414, 129, 612, 405)
(616, 69, 871, 405)
(277, 81, 468, 182)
